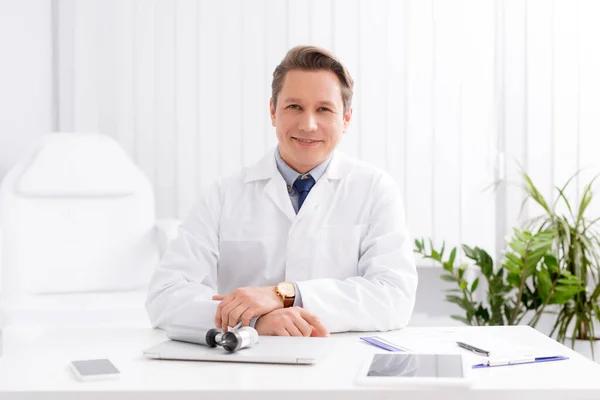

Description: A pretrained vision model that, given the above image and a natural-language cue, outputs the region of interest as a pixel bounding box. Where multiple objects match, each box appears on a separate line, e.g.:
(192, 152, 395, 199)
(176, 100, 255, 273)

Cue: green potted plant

(414, 228, 582, 328)
(415, 171, 600, 359)
(520, 172, 600, 356)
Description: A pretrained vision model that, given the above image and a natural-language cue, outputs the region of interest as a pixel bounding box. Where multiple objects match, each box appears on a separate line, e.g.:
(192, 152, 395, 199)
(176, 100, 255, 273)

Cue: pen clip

(471, 348, 490, 357)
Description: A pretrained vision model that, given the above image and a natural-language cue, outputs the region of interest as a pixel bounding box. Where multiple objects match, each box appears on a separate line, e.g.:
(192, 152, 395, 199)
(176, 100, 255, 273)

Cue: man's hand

(212, 286, 284, 331)
(255, 307, 329, 337)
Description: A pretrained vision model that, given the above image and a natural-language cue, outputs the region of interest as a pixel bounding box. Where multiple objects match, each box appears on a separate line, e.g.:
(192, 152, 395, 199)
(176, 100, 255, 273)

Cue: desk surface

(1, 324, 599, 400)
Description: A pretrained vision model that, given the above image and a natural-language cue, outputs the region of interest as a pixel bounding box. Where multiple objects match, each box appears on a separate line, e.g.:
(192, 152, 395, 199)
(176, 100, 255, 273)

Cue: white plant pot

(571, 338, 600, 363)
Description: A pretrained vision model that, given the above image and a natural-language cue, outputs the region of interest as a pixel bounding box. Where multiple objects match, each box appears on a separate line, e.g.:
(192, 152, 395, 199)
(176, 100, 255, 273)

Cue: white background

(2, 0, 600, 320)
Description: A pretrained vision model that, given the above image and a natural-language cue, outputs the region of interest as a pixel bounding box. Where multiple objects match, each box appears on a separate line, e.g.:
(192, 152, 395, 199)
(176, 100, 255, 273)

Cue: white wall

(53, 0, 600, 253)
(498, 0, 600, 259)
(2, 0, 600, 322)
(54, 0, 503, 259)
(0, 0, 53, 180)
(50, 0, 600, 321)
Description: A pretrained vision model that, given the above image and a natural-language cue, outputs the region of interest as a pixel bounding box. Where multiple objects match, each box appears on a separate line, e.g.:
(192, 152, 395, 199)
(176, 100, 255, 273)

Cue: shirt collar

(274, 145, 333, 187)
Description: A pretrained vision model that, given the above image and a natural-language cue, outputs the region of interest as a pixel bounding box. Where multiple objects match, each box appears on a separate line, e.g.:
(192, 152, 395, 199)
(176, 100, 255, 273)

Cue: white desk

(1, 324, 599, 400)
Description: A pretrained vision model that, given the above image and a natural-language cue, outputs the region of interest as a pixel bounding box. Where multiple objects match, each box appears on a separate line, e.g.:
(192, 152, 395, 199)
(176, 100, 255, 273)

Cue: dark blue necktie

(293, 175, 316, 210)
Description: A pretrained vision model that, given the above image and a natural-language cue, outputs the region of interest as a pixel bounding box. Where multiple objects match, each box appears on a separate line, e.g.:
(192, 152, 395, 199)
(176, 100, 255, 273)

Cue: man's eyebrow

(282, 98, 336, 107)
(282, 97, 303, 104)
(317, 100, 336, 107)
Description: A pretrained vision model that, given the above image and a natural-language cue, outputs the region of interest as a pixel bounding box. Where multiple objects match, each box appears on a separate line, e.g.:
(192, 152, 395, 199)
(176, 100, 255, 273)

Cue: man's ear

(343, 107, 353, 133)
(269, 98, 276, 127)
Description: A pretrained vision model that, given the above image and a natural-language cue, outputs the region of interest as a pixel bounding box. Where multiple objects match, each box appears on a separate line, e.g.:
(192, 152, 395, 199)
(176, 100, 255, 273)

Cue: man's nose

(299, 113, 318, 132)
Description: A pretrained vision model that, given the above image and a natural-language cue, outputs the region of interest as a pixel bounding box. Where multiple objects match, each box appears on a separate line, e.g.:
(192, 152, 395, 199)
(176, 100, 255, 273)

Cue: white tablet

(355, 353, 472, 388)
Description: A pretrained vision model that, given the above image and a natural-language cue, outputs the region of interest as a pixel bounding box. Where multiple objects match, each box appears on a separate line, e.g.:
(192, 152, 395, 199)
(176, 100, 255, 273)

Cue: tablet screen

(366, 354, 464, 378)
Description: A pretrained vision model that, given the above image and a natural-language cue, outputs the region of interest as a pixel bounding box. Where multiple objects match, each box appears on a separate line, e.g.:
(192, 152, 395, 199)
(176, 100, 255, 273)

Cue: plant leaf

(449, 247, 457, 265)
(471, 277, 480, 293)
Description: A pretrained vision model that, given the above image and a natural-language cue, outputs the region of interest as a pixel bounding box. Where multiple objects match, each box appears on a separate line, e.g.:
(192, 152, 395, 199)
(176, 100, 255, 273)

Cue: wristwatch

(275, 281, 296, 308)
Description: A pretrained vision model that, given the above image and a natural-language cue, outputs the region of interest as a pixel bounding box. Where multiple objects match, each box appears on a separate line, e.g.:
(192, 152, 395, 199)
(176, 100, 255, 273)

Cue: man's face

(270, 69, 352, 174)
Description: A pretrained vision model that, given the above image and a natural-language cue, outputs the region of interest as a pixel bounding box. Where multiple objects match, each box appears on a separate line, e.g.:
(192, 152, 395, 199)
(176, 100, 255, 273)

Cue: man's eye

(318, 107, 331, 112)
(287, 104, 301, 110)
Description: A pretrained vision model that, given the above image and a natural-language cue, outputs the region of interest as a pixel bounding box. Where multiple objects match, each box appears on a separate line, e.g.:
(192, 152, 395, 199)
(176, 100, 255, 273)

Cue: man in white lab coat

(146, 45, 418, 336)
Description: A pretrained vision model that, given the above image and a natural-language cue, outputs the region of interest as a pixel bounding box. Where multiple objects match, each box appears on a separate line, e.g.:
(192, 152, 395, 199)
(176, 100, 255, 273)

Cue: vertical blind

(55, 0, 600, 259)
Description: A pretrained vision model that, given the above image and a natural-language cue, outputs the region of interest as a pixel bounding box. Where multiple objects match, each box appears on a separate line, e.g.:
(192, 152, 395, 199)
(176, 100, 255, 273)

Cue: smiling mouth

(292, 137, 323, 144)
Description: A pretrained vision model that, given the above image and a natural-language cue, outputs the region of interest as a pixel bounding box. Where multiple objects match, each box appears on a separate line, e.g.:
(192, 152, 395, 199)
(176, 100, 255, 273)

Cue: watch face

(278, 282, 295, 297)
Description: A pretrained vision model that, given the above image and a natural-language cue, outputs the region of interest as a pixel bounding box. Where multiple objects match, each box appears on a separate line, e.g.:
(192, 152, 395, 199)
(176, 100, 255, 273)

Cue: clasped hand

(212, 286, 329, 337)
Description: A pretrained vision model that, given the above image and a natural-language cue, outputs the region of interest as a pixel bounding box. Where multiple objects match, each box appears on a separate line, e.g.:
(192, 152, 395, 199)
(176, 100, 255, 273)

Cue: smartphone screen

(71, 359, 120, 377)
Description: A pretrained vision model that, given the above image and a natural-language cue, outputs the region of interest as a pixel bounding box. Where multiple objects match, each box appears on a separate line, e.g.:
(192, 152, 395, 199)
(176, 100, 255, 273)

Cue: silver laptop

(143, 336, 332, 365)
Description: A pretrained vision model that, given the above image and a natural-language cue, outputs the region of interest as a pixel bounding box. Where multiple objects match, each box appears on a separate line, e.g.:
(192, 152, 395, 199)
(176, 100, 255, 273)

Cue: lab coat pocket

(315, 225, 364, 279)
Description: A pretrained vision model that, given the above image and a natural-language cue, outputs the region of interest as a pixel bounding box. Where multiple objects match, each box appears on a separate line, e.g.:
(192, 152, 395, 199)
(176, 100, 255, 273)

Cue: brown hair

(271, 45, 354, 114)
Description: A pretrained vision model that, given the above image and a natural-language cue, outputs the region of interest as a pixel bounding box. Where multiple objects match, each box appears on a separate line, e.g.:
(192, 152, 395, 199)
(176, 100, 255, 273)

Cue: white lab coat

(146, 149, 418, 333)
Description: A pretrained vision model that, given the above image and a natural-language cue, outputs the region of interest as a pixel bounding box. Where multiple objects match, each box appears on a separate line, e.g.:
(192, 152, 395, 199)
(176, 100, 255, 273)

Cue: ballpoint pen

(456, 341, 490, 357)
(472, 355, 569, 368)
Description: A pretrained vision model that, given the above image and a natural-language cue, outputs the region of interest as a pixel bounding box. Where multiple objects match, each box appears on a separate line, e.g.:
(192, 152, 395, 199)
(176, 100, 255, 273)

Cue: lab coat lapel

(264, 175, 296, 222)
(245, 149, 354, 223)
(245, 149, 296, 222)
(296, 177, 334, 219)
(297, 150, 353, 219)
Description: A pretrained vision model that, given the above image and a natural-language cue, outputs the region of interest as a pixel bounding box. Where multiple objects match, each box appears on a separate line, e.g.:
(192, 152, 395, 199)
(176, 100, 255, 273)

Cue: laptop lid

(143, 336, 331, 365)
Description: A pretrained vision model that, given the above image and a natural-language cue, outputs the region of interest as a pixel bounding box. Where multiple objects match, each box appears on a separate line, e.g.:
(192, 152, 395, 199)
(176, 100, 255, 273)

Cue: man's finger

(276, 328, 290, 337)
(285, 322, 303, 337)
(214, 293, 235, 327)
(228, 303, 250, 329)
(300, 309, 329, 337)
(217, 292, 236, 308)
(221, 297, 241, 331)
(293, 316, 313, 337)
(310, 327, 325, 337)
(240, 309, 256, 327)
(212, 295, 225, 301)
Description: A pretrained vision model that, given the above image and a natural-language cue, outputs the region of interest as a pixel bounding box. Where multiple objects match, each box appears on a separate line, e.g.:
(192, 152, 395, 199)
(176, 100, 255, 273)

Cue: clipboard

(359, 336, 411, 352)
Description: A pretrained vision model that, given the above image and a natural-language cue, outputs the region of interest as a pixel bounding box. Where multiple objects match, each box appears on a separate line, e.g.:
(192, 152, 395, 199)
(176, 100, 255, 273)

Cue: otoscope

(165, 324, 259, 352)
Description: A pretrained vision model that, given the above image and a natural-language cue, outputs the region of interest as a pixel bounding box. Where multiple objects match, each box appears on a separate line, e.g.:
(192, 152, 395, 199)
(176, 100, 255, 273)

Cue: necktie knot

(293, 175, 316, 210)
